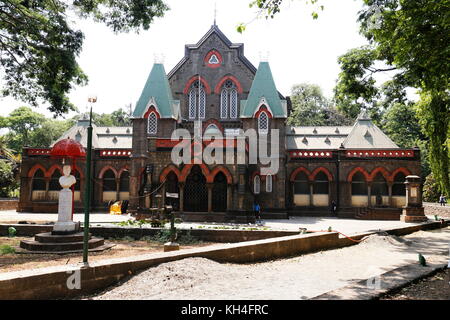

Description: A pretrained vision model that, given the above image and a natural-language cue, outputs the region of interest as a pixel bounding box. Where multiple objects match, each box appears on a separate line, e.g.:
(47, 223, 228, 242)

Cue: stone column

(207, 183, 213, 213)
(367, 182, 372, 207)
(400, 175, 427, 222)
(388, 182, 393, 207)
(179, 182, 184, 213)
(116, 178, 120, 201)
(227, 185, 232, 211)
(309, 182, 313, 207)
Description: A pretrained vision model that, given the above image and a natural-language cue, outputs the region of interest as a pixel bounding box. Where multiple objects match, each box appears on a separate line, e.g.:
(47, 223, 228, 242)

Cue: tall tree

(0, 0, 169, 116)
(288, 83, 352, 126)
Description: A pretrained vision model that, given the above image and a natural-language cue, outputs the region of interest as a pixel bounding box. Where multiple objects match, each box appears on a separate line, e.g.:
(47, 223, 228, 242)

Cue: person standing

(253, 202, 261, 225)
(439, 194, 446, 206)
(331, 200, 337, 216)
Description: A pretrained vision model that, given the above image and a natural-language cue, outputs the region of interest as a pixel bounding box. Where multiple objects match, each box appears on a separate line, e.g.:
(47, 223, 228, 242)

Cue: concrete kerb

(311, 261, 449, 300)
(0, 219, 448, 300)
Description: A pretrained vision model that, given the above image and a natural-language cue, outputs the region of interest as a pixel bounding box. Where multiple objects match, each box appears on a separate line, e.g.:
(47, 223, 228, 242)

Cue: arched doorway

(165, 171, 180, 211)
(212, 172, 227, 212)
(184, 165, 207, 212)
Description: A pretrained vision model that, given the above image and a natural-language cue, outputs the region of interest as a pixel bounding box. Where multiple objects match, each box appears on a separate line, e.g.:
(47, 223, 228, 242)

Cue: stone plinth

(400, 207, 428, 223)
(163, 242, 180, 252)
(53, 188, 78, 234)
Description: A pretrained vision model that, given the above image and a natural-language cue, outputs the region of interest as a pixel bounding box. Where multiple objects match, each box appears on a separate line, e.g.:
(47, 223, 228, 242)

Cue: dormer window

(147, 112, 157, 135)
(188, 80, 206, 120)
(258, 111, 269, 134)
(220, 80, 238, 119)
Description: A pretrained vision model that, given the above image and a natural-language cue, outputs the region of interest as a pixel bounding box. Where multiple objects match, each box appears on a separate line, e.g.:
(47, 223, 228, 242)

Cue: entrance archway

(184, 165, 208, 212)
(212, 172, 227, 212)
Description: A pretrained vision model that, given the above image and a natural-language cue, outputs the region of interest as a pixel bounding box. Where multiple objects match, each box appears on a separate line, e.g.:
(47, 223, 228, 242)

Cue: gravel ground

(89, 227, 450, 300)
(380, 268, 450, 300)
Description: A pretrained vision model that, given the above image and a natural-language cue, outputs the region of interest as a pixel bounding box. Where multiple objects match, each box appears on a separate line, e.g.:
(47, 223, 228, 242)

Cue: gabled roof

(167, 24, 257, 79)
(133, 63, 179, 119)
(240, 62, 287, 118)
(51, 118, 132, 149)
(342, 110, 399, 149)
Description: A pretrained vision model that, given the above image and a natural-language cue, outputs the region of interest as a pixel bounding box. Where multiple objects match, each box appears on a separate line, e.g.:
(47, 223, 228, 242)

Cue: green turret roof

(133, 63, 179, 119)
(240, 61, 287, 118)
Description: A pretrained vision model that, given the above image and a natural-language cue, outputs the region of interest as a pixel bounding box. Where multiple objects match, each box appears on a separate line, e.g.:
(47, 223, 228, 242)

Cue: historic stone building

(18, 25, 421, 221)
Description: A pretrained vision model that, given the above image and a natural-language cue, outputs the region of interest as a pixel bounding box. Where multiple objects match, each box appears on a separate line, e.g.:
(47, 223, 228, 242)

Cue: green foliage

(0, 160, 18, 197)
(422, 173, 441, 203)
(0, 244, 15, 255)
(288, 83, 352, 126)
(0, 0, 169, 116)
(7, 226, 17, 237)
(415, 91, 450, 196)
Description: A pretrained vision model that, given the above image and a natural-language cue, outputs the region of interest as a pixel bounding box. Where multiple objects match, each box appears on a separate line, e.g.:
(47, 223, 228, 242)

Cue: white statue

(53, 164, 79, 234)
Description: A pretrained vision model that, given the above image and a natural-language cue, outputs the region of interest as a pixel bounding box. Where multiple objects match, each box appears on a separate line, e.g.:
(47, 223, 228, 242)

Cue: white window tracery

(220, 80, 238, 119)
(258, 111, 269, 134)
(254, 175, 261, 194)
(188, 80, 206, 120)
(147, 112, 157, 134)
(266, 174, 273, 193)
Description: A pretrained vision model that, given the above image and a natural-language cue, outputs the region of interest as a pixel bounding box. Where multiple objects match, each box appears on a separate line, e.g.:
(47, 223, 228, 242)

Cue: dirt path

(0, 237, 213, 273)
(89, 227, 450, 300)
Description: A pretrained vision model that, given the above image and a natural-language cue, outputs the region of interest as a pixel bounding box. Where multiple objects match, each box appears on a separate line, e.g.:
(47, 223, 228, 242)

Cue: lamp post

(83, 95, 96, 264)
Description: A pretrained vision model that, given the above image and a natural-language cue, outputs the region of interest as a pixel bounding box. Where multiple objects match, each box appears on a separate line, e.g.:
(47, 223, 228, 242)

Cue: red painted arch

(159, 165, 182, 183)
(390, 167, 412, 182)
(98, 166, 118, 179)
(143, 106, 161, 119)
(254, 106, 273, 119)
(347, 167, 371, 182)
(208, 166, 233, 184)
(27, 164, 47, 178)
(290, 167, 312, 182)
(118, 166, 130, 178)
(310, 167, 334, 181)
(47, 164, 63, 178)
(214, 75, 243, 94)
(180, 163, 210, 183)
(183, 75, 211, 95)
(369, 167, 391, 182)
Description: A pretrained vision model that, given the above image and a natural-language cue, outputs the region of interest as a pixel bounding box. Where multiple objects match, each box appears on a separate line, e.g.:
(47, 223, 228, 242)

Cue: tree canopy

(0, 0, 169, 116)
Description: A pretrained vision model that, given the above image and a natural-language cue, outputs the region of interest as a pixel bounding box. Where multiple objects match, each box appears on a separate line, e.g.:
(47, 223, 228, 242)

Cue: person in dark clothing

(253, 202, 261, 224)
(331, 200, 337, 216)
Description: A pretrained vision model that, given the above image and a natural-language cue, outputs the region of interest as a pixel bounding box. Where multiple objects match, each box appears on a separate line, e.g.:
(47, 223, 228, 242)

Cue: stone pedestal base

(400, 207, 428, 223)
(164, 242, 180, 252)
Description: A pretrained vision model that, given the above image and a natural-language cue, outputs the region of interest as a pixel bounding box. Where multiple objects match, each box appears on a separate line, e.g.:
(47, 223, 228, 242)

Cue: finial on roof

(154, 53, 165, 64)
(213, 1, 217, 26)
(302, 136, 308, 144)
(259, 51, 270, 62)
(357, 109, 371, 120)
(313, 128, 318, 134)
(324, 136, 331, 144)
(335, 127, 340, 134)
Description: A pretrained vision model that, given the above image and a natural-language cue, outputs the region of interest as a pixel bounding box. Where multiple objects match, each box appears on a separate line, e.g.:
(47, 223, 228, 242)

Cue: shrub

(423, 173, 442, 202)
(0, 245, 15, 255)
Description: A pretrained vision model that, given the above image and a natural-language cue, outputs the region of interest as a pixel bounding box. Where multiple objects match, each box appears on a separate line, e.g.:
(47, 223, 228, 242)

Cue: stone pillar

(309, 182, 313, 207)
(207, 183, 213, 213)
(367, 182, 372, 207)
(400, 175, 427, 222)
(388, 182, 393, 207)
(116, 178, 120, 201)
(179, 182, 184, 212)
(227, 185, 232, 211)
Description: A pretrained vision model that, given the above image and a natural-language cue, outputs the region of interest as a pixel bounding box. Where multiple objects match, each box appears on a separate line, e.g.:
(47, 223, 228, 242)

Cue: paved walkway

(0, 210, 438, 235)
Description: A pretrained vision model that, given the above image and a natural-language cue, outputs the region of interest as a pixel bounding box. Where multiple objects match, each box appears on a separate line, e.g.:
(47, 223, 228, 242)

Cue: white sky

(0, 0, 369, 119)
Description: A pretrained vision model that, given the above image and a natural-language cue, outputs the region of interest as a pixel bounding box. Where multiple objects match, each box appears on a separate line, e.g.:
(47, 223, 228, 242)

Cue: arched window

(258, 111, 269, 134)
(147, 112, 157, 135)
(372, 172, 388, 196)
(103, 169, 116, 192)
(313, 172, 329, 194)
(294, 172, 309, 195)
(119, 170, 130, 192)
(254, 175, 261, 194)
(220, 80, 238, 119)
(49, 170, 62, 191)
(32, 169, 46, 190)
(392, 172, 406, 196)
(351, 172, 368, 195)
(266, 174, 273, 193)
(188, 80, 206, 119)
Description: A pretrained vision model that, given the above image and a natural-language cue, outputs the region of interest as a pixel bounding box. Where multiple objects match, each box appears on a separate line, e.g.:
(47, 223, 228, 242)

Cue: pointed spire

(241, 61, 286, 118)
(357, 109, 371, 120)
(133, 63, 178, 119)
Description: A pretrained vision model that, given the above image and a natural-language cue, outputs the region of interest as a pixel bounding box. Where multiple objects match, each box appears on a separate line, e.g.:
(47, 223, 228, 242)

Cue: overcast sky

(0, 0, 369, 119)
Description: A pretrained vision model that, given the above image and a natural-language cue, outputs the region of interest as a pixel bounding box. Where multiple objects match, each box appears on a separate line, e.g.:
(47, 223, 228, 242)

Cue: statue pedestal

(400, 207, 427, 223)
(53, 188, 79, 234)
